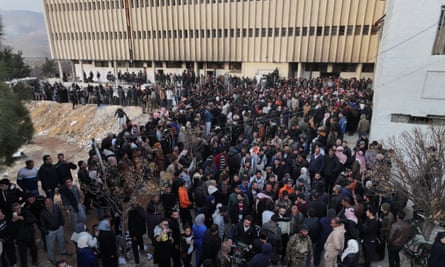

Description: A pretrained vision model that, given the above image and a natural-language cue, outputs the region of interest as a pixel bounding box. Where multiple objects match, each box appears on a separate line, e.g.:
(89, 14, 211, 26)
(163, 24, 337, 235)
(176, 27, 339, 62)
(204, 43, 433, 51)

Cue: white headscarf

(341, 239, 359, 262)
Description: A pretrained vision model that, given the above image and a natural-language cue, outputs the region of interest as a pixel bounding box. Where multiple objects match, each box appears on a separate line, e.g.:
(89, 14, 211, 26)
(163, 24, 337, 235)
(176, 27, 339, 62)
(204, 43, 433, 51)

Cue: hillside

(2, 101, 148, 179)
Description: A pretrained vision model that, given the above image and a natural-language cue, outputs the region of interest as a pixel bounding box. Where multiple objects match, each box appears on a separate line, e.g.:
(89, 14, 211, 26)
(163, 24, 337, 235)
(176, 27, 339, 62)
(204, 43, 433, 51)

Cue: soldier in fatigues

(286, 224, 313, 267)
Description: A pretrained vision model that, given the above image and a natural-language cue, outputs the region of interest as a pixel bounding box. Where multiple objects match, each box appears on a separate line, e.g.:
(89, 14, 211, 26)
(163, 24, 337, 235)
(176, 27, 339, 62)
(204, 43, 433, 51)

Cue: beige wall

(242, 62, 288, 78)
(42, 0, 385, 77)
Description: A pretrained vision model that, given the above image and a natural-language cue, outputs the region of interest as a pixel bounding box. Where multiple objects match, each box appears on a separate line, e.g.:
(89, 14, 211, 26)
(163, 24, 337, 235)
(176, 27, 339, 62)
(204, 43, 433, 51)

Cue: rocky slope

(2, 101, 148, 179)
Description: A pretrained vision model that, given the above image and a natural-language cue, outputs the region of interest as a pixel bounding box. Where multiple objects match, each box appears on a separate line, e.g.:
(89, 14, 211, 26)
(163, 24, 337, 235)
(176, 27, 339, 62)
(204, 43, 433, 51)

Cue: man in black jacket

(201, 224, 222, 265)
(24, 192, 47, 251)
(10, 202, 38, 267)
(230, 215, 257, 246)
(168, 209, 182, 267)
(0, 178, 23, 217)
(40, 198, 71, 266)
(128, 201, 146, 265)
(360, 207, 380, 267)
(0, 210, 17, 267)
(55, 153, 77, 184)
(37, 155, 59, 200)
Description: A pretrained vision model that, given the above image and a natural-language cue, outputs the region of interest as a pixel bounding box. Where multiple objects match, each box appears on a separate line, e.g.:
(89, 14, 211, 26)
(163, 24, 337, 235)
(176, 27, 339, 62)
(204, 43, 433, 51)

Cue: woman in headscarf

(340, 239, 360, 267)
(97, 218, 118, 267)
(192, 214, 207, 265)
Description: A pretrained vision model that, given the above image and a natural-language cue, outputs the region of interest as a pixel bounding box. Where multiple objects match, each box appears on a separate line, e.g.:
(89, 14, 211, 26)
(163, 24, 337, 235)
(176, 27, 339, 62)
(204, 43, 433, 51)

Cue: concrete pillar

(57, 60, 63, 81)
(152, 61, 156, 84)
(297, 62, 303, 78)
(113, 60, 118, 88)
(327, 64, 334, 72)
(194, 61, 198, 74)
(79, 60, 84, 82)
(356, 63, 363, 79)
(224, 62, 230, 72)
(70, 61, 75, 82)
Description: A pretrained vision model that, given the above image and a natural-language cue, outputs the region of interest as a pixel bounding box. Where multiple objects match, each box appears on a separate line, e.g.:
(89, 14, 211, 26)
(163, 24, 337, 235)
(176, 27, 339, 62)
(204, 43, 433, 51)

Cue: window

(331, 26, 338, 35)
(184, 30, 188, 38)
(347, 25, 353, 35)
(287, 27, 293, 36)
(255, 28, 259, 37)
(243, 29, 247, 37)
(147, 31, 151, 38)
(248, 28, 253, 37)
(274, 28, 280, 36)
(295, 27, 300, 36)
(316, 26, 322, 36)
(302, 27, 308, 36)
(339, 26, 345, 35)
(218, 29, 222, 37)
(433, 6, 445, 55)
(390, 114, 445, 125)
(333, 63, 356, 72)
(268, 28, 273, 37)
(363, 25, 370, 35)
(324, 26, 330, 36)
(362, 63, 374, 72)
(261, 28, 266, 37)
(355, 26, 361, 35)
(178, 30, 182, 38)
(309, 27, 315, 36)
(281, 27, 286, 36)
(230, 29, 234, 37)
(236, 29, 241, 37)
(224, 29, 228, 37)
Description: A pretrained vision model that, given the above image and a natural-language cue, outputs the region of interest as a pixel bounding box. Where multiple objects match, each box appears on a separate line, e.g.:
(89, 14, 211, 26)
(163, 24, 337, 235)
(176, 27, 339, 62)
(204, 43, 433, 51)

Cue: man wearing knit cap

(287, 224, 313, 266)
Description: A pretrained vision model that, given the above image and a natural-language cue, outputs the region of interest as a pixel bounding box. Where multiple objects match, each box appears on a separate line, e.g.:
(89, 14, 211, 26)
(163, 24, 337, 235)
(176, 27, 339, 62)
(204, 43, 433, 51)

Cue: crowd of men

(1, 73, 422, 267)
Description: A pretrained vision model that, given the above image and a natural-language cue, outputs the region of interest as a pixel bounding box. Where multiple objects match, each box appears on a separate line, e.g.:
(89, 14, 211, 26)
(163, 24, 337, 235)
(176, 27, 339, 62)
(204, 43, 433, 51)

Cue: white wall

(370, 0, 445, 141)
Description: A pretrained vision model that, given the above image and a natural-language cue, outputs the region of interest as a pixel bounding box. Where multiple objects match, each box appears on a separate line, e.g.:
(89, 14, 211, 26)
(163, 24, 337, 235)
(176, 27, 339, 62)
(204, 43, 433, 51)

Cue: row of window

(52, 24, 377, 41)
(47, 0, 267, 12)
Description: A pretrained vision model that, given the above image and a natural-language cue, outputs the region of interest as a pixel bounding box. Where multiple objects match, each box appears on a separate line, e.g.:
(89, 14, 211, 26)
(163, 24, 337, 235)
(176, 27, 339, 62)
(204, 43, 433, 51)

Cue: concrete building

(370, 0, 445, 141)
(41, 0, 384, 81)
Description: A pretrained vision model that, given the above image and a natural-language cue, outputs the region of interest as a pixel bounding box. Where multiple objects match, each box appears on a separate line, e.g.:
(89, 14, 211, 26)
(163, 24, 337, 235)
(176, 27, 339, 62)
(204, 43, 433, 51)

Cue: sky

(0, 0, 43, 13)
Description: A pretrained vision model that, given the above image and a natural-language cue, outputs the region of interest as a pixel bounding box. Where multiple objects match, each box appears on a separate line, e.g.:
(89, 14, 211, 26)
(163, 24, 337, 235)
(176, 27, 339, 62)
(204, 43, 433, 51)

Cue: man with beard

(286, 224, 313, 266)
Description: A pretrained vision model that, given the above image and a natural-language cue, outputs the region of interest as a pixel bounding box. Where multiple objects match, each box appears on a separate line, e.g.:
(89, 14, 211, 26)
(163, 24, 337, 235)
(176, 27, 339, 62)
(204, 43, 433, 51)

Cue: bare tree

(377, 127, 445, 239)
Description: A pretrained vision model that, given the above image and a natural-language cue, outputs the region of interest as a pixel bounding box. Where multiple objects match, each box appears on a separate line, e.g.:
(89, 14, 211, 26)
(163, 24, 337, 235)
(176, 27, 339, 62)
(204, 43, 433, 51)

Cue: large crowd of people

(3, 73, 438, 267)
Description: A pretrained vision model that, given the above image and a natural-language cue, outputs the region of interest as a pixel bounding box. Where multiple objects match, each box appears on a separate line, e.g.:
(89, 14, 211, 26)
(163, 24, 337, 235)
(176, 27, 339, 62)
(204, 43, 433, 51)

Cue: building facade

(370, 0, 445, 141)
(42, 0, 384, 81)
